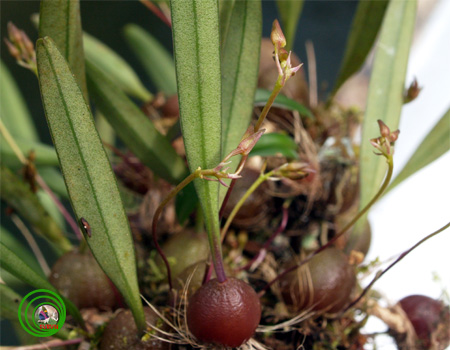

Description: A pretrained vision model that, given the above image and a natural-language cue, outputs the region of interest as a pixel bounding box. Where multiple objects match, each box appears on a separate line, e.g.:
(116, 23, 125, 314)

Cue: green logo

(18, 289, 66, 337)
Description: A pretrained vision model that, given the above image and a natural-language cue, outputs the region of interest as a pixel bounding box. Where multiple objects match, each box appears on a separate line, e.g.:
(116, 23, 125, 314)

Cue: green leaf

(0, 226, 44, 289)
(255, 88, 313, 118)
(0, 61, 65, 232)
(85, 59, 188, 184)
(386, 108, 450, 193)
(331, 0, 389, 97)
(219, 0, 236, 49)
(0, 166, 72, 254)
(0, 284, 31, 323)
(0, 283, 72, 340)
(0, 138, 59, 168)
(276, 0, 304, 51)
(171, 0, 222, 266)
(83, 31, 152, 101)
(36, 37, 145, 332)
(123, 24, 177, 95)
(0, 226, 44, 276)
(0, 60, 39, 142)
(221, 0, 262, 183)
(0, 242, 84, 328)
(0, 284, 71, 340)
(250, 133, 299, 159)
(357, 0, 416, 228)
(39, 0, 87, 100)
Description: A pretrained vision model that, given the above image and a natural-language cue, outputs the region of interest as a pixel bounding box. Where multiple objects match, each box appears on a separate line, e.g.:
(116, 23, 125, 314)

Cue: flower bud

(271, 19, 286, 49)
(4, 39, 21, 59)
(404, 78, 422, 103)
(377, 120, 390, 138)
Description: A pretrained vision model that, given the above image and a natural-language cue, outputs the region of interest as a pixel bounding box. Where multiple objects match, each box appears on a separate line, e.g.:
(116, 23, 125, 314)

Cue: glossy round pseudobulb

(187, 278, 261, 347)
(49, 250, 119, 309)
(399, 295, 450, 349)
(280, 248, 356, 314)
(100, 308, 168, 350)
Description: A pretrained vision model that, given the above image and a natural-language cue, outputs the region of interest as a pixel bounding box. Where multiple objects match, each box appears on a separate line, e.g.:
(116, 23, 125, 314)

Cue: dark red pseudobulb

(399, 295, 450, 350)
(187, 277, 261, 348)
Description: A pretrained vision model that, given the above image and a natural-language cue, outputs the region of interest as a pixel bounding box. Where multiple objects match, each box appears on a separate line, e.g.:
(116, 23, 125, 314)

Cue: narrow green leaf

(0, 242, 84, 328)
(0, 284, 72, 340)
(123, 24, 177, 95)
(0, 166, 72, 254)
(0, 138, 59, 168)
(276, 0, 304, 51)
(0, 226, 44, 289)
(386, 108, 450, 193)
(36, 37, 145, 332)
(357, 0, 416, 222)
(221, 0, 262, 178)
(0, 60, 39, 141)
(219, 0, 236, 49)
(250, 133, 299, 159)
(95, 110, 116, 159)
(0, 61, 65, 231)
(39, 0, 87, 100)
(171, 0, 222, 265)
(0, 226, 44, 276)
(0, 284, 31, 323)
(83, 32, 152, 101)
(86, 59, 188, 184)
(331, 0, 389, 97)
(255, 88, 313, 118)
(37, 190, 66, 230)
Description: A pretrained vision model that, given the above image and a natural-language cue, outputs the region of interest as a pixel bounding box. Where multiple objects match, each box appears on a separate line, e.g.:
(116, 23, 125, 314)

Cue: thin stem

(343, 221, 450, 313)
(35, 174, 81, 240)
(317, 155, 394, 255)
(11, 214, 51, 275)
(0, 119, 81, 240)
(220, 169, 275, 242)
(152, 171, 199, 290)
(220, 71, 284, 218)
(259, 156, 394, 295)
(241, 201, 290, 272)
(0, 119, 27, 164)
(253, 77, 283, 132)
(219, 155, 247, 220)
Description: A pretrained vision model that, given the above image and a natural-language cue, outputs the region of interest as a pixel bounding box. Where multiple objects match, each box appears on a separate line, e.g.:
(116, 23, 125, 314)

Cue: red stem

(342, 221, 450, 313)
(35, 174, 81, 240)
(241, 205, 289, 271)
(152, 219, 173, 291)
